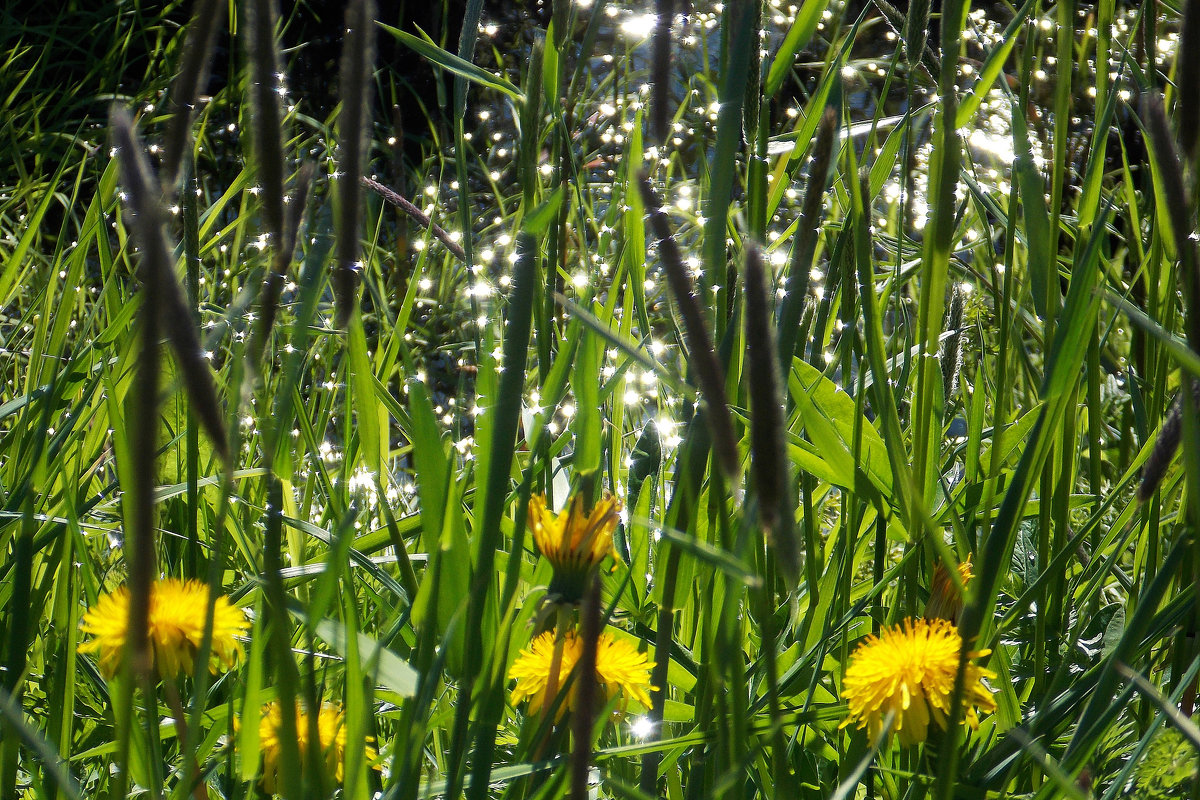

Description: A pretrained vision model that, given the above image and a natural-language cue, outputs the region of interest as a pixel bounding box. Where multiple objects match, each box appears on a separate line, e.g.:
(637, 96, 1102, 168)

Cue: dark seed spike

(905, 0, 930, 70)
(777, 105, 836, 369)
(255, 162, 314, 358)
(1142, 93, 1200, 351)
(637, 173, 739, 480)
(245, 0, 286, 249)
(111, 106, 161, 680)
(161, 0, 226, 190)
(627, 422, 662, 513)
(1138, 381, 1200, 502)
(280, 162, 314, 270)
(941, 283, 965, 404)
(112, 107, 230, 466)
(650, 0, 675, 145)
(1178, 0, 1200, 159)
(744, 243, 800, 584)
(160, 298, 232, 464)
(334, 0, 377, 328)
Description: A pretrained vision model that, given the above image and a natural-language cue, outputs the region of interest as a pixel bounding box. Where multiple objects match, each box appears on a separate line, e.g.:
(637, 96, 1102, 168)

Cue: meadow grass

(0, 0, 1197, 798)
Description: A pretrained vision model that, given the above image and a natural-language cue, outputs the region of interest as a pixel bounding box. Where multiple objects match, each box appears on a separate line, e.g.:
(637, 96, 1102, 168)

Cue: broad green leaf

(310, 616, 419, 697)
(788, 358, 892, 497)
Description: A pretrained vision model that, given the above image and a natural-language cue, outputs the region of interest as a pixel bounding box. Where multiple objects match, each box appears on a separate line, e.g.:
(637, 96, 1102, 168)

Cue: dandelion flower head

(529, 492, 622, 600)
(78, 578, 249, 678)
(840, 617, 996, 747)
(509, 630, 654, 719)
(255, 701, 376, 794)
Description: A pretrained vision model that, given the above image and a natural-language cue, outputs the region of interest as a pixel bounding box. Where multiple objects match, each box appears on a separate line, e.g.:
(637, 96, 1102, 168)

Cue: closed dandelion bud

(529, 492, 623, 603)
(924, 557, 973, 623)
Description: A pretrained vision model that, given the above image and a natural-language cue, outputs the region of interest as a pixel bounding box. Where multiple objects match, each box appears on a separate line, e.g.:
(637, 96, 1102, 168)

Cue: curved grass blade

(378, 23, 522, 102)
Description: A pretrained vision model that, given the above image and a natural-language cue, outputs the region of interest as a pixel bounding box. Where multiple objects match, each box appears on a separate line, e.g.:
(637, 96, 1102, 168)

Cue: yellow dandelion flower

(256, 702, 377, 795)
(529, 492, 622, 602)
(925, 556, 973, 622)
(509, 630, 654, 719)
(840, 617, 996, 747)
(78, 578, 249, 679)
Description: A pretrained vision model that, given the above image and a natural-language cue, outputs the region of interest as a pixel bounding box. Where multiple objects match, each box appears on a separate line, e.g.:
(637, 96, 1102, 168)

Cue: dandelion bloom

(840, 617, 996, 746)
(529, 492, 622, 601)
(78, 578, 248, 678)
(256, 702, 376, 794)
(925, 556, 973, 622)
(509, 630, 654, 719)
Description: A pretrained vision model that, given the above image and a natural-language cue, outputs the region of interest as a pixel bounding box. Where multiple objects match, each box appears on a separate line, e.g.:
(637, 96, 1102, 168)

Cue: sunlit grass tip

(78, 578, 249, 678)
(840, 617, 996, 747)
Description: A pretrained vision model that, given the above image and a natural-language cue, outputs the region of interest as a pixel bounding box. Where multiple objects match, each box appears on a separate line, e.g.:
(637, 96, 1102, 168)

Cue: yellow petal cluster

(529, 492, 622, 574)
(255, 702, 376, 795)
(840, 617, 996, 746)
(509, 630, 654, 719)
(78, 578, 249, 678)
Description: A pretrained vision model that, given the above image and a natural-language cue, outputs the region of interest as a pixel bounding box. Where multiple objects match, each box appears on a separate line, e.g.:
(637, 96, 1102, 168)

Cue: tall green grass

(1, 0, 1198, 798)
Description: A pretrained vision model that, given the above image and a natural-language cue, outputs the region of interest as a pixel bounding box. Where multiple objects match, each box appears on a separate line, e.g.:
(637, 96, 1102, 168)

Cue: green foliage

(1, 1, 1198, 799)
(1136, 728, 1200, 798)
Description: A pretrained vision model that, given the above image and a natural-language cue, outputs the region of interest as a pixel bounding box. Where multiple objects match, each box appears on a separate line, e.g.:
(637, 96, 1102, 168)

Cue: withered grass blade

(941, 283, 965, 403)
(362, 175, 467, 263)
